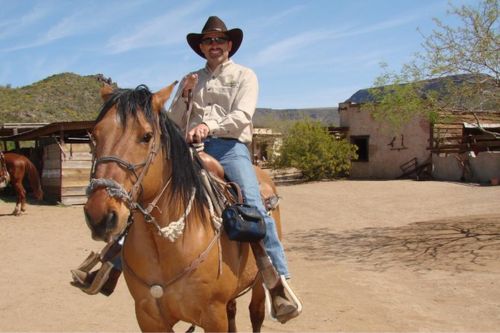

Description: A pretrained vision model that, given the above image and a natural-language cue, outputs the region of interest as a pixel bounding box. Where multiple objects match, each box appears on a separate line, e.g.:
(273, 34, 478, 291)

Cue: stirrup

(264, 275, 303, 323)
(71, 261, 114, 295)
(75, 251, 100, 273)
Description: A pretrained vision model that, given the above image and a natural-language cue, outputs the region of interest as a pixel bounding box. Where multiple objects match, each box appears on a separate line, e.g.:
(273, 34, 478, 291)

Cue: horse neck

(126, 188, 214, 276)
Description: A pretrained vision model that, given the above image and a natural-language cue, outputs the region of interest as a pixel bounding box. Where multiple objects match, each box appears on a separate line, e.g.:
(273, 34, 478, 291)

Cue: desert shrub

(271, 120, 358, 180)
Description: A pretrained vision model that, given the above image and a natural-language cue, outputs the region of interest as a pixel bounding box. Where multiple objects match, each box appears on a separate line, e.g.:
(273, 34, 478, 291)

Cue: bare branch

(472, 112, 500, 138)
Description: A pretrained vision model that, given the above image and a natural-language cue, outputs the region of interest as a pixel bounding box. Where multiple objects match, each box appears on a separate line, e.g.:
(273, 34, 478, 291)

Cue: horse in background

(0, 152, 43, 215)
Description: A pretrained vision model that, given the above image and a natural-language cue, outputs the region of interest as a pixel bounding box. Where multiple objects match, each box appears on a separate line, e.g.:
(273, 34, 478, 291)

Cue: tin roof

(0, 121, 95, 141)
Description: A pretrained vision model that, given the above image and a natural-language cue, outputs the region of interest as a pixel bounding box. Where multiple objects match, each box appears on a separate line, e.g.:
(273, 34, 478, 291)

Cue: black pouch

(222, 204, 266, 242)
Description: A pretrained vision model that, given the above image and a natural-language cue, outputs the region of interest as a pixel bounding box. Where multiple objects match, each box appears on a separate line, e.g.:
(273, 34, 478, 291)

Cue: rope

(86, 178, 131, 204)
(156, 188, 196, 242)
(204, 187, 223, 275)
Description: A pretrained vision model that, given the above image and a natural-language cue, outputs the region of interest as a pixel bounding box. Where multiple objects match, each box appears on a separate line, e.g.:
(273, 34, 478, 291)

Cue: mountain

(254, 107, 339, 127)
(0, 72, 111, 123)
(0, 72, 339, 126)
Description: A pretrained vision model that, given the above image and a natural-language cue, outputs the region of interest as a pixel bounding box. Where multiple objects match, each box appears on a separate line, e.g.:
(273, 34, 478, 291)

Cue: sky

(0, 0, 477, 109)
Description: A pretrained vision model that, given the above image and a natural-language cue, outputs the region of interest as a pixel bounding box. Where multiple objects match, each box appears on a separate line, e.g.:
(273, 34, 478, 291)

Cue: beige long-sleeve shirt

(167, 59, 259, 143)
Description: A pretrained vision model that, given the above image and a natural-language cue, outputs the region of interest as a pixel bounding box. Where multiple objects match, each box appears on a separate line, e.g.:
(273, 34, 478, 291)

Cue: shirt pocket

(210, 81, 239, 108)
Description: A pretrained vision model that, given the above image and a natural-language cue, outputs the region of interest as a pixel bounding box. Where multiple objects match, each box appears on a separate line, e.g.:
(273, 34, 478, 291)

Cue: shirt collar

(204, 59, 233, 75)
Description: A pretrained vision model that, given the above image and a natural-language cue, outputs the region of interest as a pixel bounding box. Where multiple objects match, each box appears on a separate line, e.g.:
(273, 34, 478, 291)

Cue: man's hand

(186, 123, 210, 143)
(183, 74, 198, 97)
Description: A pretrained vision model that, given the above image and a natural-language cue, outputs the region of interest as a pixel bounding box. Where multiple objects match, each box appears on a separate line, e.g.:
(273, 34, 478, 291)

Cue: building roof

(0, 121, 95, 141)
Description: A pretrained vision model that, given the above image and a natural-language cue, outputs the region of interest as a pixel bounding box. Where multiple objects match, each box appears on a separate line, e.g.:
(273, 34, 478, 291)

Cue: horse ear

(152, 81, 178, 112)
(100, 84, 114, 102)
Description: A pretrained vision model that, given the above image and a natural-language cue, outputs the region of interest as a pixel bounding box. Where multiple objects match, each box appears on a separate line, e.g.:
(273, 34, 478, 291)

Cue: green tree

(271, 120, 358, 181)
(363, 0, 499, 129)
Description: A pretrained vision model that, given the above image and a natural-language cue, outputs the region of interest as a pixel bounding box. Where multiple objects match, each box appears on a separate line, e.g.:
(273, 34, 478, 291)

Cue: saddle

(196, 150, 280, 213)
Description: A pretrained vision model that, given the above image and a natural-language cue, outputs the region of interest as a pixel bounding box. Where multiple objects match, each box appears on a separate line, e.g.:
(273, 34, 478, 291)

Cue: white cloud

(251, 29, 334, 67)
(252, 5, 306, 29)
(0, 3, 51, 39)
(105, 0, 211, 54)
(251, 10, 424, 68)
(0, 1, 145, 53)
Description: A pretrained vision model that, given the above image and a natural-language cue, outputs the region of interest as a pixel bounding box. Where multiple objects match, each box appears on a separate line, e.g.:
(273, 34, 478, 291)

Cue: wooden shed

(42, 142, 93, 205)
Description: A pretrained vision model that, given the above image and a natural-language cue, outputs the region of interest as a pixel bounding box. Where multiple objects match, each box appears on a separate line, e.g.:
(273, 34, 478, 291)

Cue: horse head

(83, 83, 176, 242)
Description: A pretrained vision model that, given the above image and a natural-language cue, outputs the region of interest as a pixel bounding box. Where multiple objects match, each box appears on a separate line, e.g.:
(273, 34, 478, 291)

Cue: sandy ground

(1, 179, 500, 332)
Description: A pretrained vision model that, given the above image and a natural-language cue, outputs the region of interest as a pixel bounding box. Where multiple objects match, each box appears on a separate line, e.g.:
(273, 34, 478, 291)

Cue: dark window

(350, 136, 369, 162)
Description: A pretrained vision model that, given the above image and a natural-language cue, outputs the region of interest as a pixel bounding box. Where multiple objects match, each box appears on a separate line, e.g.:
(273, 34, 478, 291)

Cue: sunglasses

(200, 37, 229, 45)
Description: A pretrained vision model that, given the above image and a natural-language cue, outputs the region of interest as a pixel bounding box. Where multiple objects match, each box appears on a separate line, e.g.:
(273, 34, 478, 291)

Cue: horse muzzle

(84, 188, 130, 242)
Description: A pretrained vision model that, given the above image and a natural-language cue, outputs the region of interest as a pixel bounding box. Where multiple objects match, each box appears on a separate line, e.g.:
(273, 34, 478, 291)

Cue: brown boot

(99, 266, 121, 296)
(270, 284, 300, 324)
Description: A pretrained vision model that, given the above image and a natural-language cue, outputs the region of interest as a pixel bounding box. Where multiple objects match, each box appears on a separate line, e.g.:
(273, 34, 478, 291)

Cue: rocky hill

(0, 73, 111, 123)
(0, 72, 338, 126)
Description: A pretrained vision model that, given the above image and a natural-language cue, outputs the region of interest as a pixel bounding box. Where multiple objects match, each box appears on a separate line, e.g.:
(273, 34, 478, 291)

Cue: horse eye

(142, 132, 153, 143)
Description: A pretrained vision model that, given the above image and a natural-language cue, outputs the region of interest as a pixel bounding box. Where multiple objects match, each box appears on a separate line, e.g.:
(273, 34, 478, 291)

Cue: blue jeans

(204, 137, 290, 278)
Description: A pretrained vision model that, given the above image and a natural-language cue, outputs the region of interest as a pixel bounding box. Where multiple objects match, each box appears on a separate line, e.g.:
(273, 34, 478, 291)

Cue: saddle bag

(222, 204, 266, 242)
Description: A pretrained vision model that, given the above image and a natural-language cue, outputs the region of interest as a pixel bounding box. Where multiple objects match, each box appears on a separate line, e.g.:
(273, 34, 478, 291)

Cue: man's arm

(167, 74, 199, 131)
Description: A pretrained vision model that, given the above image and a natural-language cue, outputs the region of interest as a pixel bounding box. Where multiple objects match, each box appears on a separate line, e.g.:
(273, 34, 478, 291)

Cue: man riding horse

(169, 16, 300, 323)
(72, 16, 301, 325)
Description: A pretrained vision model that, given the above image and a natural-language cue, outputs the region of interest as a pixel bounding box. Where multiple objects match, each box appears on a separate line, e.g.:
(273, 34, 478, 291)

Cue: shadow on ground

(287, 214, 500, 273)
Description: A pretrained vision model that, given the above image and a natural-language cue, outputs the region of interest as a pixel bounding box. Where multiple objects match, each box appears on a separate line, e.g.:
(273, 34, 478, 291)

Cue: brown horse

(0, 152, 43, 215)
(83, 83, 283, 332)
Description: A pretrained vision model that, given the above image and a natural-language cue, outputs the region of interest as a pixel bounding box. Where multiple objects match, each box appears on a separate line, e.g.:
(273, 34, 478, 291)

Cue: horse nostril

(84, 208, 92, 225)
(83, 206, 118, 241)
(104, 210, 118, 231)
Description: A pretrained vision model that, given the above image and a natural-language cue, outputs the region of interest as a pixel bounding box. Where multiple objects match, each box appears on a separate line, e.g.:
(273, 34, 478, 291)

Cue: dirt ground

(1, 179, 500, 332)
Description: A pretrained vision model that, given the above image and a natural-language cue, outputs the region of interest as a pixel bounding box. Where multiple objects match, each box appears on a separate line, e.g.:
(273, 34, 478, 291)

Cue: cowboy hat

(186, 16, 243, 59)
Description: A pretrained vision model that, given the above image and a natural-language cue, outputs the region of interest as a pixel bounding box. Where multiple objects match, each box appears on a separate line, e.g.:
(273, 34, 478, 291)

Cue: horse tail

(25, 158, 43, 200)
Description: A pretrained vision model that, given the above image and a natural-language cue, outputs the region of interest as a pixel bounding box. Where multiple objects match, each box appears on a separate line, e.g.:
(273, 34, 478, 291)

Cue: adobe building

(339, 79, 500, 183)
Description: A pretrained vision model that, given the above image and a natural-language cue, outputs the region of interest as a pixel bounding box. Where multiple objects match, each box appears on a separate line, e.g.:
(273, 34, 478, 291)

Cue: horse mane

(96, 85, 207, 211)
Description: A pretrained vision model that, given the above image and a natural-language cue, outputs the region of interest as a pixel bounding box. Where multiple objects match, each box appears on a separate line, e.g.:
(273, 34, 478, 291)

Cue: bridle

(89, 136, 160, 204)
(86, 130, 168, 226)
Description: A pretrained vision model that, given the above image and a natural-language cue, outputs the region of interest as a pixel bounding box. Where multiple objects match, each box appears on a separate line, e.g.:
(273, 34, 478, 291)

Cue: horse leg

(12, 181, 26, 216)
(135, 299, 176, 332)
(200, 302, 229, 332)
(249, 282, 266, 333)
(227, 299, 237, 332)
